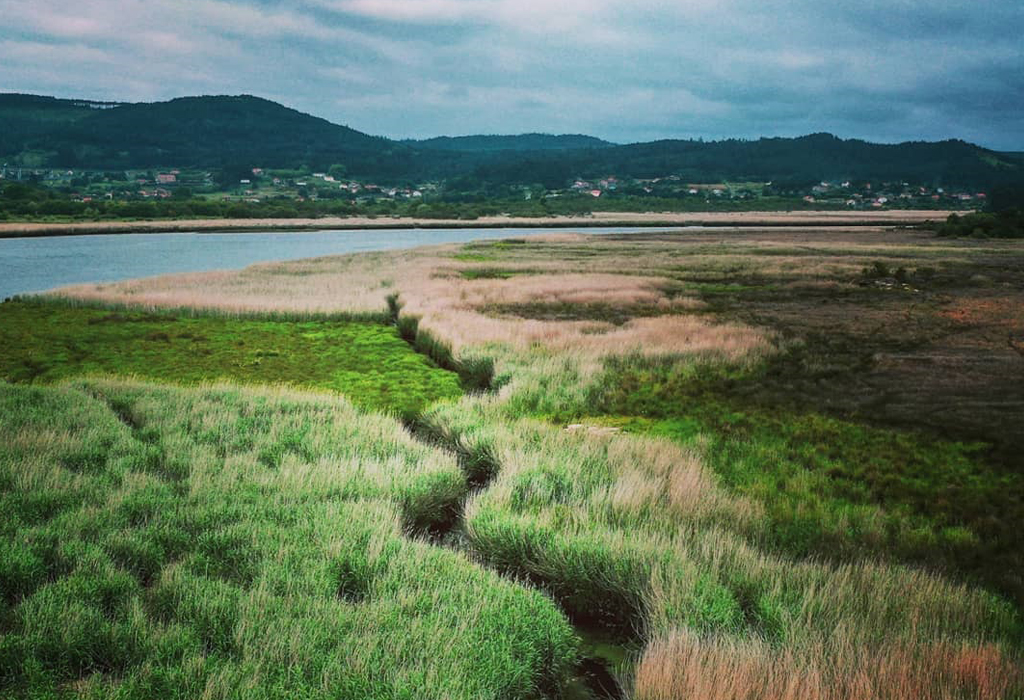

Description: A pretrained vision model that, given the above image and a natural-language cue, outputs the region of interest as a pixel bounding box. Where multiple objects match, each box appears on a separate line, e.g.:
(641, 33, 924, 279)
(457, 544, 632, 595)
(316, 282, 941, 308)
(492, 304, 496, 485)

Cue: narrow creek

(391, 300, 639, 698)
(402, 417, 635, 700)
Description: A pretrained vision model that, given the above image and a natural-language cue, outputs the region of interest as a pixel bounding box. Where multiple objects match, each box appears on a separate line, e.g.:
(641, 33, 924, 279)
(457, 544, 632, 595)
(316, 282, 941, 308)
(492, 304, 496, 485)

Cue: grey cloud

(0, 0, 1020, 148)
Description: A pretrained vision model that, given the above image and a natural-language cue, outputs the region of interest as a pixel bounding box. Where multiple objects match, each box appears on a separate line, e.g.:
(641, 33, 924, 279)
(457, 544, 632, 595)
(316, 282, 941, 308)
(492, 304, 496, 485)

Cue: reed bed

(49, 237, 777, 360)
(634, 629, 1022, 700)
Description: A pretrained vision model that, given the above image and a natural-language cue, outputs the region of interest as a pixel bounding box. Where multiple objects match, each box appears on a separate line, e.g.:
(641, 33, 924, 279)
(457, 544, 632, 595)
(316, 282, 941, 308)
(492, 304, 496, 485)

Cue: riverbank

(0, 209, 958, 237)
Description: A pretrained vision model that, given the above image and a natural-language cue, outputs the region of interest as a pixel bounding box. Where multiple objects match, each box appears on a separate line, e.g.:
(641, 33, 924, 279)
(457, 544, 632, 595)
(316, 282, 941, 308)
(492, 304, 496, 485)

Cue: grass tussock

(0, 379, 577, 698)
(416, 396, 1022, 696)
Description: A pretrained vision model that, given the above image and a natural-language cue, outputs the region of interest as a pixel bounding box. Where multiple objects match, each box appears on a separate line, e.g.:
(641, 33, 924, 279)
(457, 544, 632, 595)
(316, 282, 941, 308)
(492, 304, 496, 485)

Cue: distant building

(156, 173, 177, 184)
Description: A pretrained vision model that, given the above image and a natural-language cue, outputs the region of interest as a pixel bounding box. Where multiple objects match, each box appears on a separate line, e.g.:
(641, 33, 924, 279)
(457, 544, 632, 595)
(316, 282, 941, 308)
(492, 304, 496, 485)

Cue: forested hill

(405, 134, 615, 152)
(0, 93, 437, 180)
(1, 93, 1021, 189)
(471, 133, 1024, 189)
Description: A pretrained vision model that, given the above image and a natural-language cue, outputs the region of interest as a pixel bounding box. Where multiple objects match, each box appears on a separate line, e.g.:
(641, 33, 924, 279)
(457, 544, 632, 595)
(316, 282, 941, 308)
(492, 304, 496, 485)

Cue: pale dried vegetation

(53, 237, 776, 361)
(52, 251, 420, 316)
(635, 629, 1022, 700)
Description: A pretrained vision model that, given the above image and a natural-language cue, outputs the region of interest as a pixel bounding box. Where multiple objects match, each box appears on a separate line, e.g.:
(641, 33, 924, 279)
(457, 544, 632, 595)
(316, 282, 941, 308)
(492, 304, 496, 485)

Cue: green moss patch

(0, 299, 462, 419)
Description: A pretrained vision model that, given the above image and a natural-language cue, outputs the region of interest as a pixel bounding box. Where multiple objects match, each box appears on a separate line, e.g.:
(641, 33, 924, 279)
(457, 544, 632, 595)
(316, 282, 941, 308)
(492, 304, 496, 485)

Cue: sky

(1, 0, 1022, 149)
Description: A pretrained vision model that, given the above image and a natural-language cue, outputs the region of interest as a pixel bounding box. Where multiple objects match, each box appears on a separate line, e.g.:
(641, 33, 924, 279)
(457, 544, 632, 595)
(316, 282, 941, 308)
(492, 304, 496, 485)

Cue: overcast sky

(1, 0, 1021, 148)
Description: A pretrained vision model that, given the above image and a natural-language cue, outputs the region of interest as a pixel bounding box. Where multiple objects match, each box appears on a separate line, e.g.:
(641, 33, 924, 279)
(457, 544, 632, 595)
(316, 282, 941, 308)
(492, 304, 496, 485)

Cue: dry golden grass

(52, 249, 427, 316)
(52, 238, 776, 361)
(0, 209, 959, 237)
(53, 225, 1003, 364)
(635, 629, 1022, 700)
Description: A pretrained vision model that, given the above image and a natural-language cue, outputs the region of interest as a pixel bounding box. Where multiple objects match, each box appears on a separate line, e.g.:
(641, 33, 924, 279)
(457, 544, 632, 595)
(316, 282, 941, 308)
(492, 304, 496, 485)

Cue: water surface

(0, 227, 677, 299)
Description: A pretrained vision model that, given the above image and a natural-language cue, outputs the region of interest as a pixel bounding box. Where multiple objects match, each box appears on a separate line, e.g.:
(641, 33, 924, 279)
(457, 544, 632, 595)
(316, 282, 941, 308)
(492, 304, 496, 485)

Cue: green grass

(415, 396, 1022, 668)
(481, 301, 682, 326)
(0, 379, 577, 698)
(572, 355, 1024, 605)
(407, 359, 1024, 695)
(4, 231, 1024, 697)
(0, 299, 462, 420)
(458, 268, 555, 280)
(452, 253, 498, 263)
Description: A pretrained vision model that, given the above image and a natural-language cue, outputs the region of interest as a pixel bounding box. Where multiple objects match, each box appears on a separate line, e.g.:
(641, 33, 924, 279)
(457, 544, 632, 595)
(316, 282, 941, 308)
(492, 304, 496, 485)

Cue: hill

(1, 93, 1021, 190)
(0, 93, 427, 179)
(466, 133, 1024, 190)
(405, 133, 614, 152)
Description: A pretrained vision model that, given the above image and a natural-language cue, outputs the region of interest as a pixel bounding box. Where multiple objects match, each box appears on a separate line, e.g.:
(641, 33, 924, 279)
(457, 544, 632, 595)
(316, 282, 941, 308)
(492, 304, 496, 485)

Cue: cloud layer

(1, 0, 1021, 148)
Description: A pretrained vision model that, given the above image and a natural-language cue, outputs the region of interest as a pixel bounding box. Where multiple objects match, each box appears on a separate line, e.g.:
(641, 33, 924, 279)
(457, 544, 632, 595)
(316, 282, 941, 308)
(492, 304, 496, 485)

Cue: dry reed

(634, 629, 1022, 700)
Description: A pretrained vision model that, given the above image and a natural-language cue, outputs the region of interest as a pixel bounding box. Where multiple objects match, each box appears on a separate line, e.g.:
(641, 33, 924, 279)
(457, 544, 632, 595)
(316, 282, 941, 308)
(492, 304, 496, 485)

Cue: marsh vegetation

(3, 225, 1023, 697)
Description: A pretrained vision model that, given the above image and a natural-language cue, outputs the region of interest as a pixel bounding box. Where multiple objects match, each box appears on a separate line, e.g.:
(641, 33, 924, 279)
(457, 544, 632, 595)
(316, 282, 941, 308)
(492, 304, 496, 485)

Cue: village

(0, 164, 985, 212)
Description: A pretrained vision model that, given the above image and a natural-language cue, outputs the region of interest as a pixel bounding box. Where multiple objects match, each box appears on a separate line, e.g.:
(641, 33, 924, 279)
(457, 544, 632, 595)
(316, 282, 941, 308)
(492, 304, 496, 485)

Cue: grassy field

(568, 358, 1024, 604)
(0, 380, 575, 698)
(4, 224, 1024, 698)
(0, 299, 461, 420)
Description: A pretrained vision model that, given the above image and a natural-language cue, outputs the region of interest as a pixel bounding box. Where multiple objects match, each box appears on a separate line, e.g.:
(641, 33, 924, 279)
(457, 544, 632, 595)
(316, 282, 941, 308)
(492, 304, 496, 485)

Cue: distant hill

(470, 133, 1024, 189)
(405, 134, 615, 152)
(1, 93, 1020, 190)
(0, 93, 419, 178)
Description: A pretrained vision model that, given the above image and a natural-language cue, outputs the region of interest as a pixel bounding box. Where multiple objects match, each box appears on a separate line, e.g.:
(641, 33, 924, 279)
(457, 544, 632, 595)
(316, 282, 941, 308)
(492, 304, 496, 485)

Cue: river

(0, 226, 678, 300)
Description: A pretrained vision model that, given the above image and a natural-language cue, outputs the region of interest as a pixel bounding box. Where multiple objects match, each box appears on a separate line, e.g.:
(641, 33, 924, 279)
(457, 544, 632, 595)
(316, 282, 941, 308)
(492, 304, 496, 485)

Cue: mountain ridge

(404, 133, 616, 152)
(1, 92, 1020, 189)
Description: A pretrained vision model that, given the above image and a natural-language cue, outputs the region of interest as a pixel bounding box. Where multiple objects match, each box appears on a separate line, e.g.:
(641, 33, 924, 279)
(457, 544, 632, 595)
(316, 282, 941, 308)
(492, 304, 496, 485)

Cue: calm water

(0, 227, 677, 300)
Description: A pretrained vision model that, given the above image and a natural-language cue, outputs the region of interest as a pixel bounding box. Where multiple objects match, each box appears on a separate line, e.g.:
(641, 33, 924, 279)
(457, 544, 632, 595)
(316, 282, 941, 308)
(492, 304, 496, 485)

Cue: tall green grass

(416, 393, 1024, 696)
(0, 379, 577, 698)
(576, 354, 1024, 604)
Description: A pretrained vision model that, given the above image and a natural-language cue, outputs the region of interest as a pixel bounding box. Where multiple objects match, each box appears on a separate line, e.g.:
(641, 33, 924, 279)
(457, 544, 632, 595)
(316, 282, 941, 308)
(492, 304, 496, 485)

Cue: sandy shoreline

(0, 210, 957, 238)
